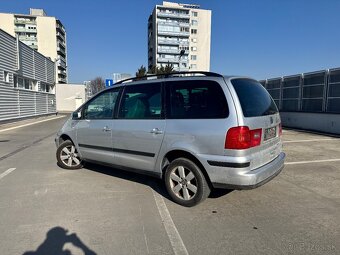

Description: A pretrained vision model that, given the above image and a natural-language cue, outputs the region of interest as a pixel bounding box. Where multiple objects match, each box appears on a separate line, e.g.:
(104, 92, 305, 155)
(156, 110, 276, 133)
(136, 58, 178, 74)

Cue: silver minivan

(55, 72, 285, 206)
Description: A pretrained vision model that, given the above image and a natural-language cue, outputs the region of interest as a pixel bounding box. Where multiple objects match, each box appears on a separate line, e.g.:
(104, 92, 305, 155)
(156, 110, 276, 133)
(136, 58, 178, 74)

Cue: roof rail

(114, 71, 223, 85)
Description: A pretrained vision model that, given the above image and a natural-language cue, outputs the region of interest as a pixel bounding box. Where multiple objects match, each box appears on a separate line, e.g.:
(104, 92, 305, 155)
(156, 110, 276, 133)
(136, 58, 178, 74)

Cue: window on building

(191, 38, 197, 43)
(192, 11, 198, 17)
(190, 64, 197, 69)
(13, 75, 17, 88)
(191, 29, 197, 34)
(24, 79, 31, 89)
(17, 77, 24, 89)
(191, 55, 197, 60)
(3, 71, 10, 83)
(180, 27, 189, 32)
(191, 47, 197, 51)
(118, 83, 162, 119)
(191, 20, 198, 26)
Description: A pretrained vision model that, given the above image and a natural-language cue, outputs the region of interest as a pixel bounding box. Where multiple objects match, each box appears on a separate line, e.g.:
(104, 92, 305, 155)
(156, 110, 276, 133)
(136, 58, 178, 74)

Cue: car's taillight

(225, 126, 262, 150)
(279, 123, 282, 137)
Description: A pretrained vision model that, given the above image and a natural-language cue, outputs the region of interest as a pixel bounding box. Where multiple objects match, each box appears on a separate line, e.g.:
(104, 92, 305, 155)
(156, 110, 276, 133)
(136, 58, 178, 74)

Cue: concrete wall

(0, 13, 15, 36)
(36, 16, 58, 61)
(194, 8, 211, 71)
(56, 84, 86, 112)
(281, 112, 340, 135)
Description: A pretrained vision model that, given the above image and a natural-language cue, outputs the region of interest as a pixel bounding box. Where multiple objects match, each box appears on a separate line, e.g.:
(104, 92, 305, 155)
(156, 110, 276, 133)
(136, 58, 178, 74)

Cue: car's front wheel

(164, 158, 210, 207)
(56, 140, 83, 170)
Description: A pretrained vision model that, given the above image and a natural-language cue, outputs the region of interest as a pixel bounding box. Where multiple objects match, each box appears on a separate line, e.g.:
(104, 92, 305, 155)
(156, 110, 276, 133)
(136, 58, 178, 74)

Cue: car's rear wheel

(164, 158, 210, 207)
(56, 140, 83, 170)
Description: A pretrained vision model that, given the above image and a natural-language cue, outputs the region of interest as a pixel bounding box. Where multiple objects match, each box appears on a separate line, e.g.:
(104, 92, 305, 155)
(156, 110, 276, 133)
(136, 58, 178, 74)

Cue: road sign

(105, 79, 114, 87)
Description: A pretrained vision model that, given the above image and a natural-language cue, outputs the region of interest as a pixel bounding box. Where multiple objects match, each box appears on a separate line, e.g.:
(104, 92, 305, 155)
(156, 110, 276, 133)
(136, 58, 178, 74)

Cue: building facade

(55, 84, 86, 113)
(148, 1, 211, 72)
(0, 8, 68, 84)
(0, 29, 56, 122)
(260, 68, 340, 134)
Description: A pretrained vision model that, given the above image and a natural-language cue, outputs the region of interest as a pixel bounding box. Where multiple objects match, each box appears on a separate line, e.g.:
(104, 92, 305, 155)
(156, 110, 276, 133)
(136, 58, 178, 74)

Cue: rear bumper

(201, 152, 285, 189)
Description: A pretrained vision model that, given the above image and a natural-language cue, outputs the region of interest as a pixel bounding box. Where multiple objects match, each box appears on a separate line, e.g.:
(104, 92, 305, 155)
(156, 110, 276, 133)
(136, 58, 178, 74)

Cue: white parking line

(285, 158, 340, 165)
(283, 138, 338, 143)
(0, 115, 65, 133)
(152, 189, 189, 255)
(0, 168, 16, 180)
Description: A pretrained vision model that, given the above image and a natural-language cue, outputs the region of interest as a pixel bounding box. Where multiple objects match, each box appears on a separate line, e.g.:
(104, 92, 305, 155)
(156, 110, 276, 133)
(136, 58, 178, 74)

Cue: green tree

(158, 65, 165, 75)
(164, 62, 174, 74)
(148, 65, 159, 75)
(136, 65, 146, 78)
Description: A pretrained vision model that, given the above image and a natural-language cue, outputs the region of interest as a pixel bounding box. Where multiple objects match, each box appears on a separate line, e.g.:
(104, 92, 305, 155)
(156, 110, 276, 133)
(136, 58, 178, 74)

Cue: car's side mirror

(72, 111, 82, 120)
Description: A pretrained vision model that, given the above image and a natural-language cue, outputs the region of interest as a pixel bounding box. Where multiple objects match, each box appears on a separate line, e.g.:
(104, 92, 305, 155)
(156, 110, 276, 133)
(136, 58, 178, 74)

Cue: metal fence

(0, 83, 56, 122)
(260, 68, 340, 114)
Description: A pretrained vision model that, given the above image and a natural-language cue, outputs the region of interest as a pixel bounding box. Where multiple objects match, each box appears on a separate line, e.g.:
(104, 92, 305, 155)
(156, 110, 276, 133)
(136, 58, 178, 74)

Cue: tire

(164, 158, 210, 207)
(56, 140, 83, 170)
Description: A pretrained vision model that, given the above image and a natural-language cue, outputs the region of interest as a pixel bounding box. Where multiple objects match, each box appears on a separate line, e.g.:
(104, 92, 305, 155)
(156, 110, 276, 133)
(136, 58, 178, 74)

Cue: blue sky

(1, 0, 339, 83)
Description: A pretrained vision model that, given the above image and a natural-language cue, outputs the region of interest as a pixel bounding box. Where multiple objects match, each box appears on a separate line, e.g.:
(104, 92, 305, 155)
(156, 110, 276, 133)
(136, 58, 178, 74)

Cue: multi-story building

(148, 1, 211, 72)
(0, 8, 68, 84)
(0, 29, 56, 122)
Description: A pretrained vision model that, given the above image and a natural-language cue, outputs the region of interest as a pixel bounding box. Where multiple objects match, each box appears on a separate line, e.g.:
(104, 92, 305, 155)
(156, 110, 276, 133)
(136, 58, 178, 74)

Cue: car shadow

(82, 162, 234, 200)
(23, 226, 97, 255)
(83, 162, 173, 200)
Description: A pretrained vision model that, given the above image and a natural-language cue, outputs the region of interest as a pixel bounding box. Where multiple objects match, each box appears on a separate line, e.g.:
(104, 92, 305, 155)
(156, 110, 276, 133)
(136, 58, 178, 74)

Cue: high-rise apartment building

(0, 8, 68, 83)
(148, 1, 211, 72)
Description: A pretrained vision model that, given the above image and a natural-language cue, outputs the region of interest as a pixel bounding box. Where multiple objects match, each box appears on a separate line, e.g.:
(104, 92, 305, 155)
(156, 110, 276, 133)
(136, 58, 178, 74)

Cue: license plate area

(264, 126, 277, 141)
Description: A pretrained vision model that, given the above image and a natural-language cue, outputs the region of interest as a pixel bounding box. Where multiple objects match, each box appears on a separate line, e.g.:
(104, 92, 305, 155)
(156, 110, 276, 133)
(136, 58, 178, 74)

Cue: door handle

(150, 128, 163, 135)
(103, 126, 111, 132)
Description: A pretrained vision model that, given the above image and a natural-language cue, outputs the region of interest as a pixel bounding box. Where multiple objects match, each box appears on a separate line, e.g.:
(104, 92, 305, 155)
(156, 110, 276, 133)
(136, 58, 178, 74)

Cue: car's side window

(83, 89, 120, 119)
(167, 80, 229, 119)
(118, 83, 162, 119)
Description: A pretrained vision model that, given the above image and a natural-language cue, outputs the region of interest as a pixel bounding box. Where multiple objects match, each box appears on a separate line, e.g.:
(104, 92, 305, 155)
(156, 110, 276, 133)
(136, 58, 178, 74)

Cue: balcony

(158, 21, 190, 28)
(18, 36, 37, 42)
(157, 30, 190, 37)
(58, 41, 66, 49)
(57, 55, 66, 63)
(26, 44, 38, 50)
(173, 67, 189, 72)
(57, 46, 66, 54)
(58, 77, 67, 83)
(14, 27, 37, 33)
(157, 11, 190, 19)
(58, 69, 67, 75)
(158, 48, 189, 55)
(157, 57, 189, 63)
(14, 19, 36, 25)
(56, 24, 66, 33)
(158, 39, 189, 46)
(158, 48, 179, 54)
(57, 32, 65, 41)
(57, 59, 66, 68)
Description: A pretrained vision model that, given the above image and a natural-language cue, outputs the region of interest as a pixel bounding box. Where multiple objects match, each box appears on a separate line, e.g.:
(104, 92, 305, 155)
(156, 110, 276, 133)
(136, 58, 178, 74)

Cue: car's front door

(75, 88, 120, 164)
(111, 82, 166, 173)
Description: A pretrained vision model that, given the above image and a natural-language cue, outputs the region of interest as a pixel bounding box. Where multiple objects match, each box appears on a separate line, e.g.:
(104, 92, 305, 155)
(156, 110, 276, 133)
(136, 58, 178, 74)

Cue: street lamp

(178, 49, 185, 72)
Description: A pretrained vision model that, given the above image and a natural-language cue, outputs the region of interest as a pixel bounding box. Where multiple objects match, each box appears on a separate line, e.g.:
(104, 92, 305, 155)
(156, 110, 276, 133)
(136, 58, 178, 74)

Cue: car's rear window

(231, 78, 278, 117)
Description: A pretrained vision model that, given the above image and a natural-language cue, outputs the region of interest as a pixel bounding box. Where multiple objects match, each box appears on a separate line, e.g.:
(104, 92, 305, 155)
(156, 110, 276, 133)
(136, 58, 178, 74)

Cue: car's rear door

(111, 82, 166, 173)
(230, 78, 282, 169)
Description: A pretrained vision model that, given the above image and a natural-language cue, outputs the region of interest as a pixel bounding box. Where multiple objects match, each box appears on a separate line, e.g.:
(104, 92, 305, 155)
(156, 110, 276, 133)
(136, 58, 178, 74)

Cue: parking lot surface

(0, 116, 339, 255)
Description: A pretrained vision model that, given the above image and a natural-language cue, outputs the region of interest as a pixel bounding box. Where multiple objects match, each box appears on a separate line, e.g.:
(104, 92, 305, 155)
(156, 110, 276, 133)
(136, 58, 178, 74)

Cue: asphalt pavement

(0, 116, 339, 255)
